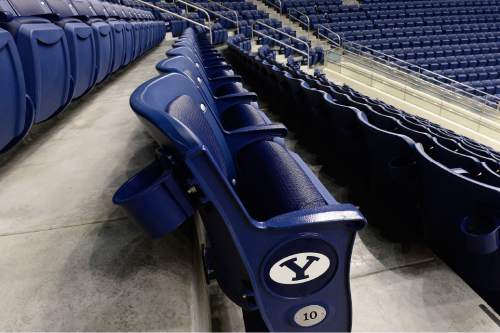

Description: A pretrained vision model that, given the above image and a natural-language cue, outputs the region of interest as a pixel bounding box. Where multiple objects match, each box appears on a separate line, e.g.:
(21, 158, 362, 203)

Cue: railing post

(252, 20, 310, 67)
(135, 0, 213, 44)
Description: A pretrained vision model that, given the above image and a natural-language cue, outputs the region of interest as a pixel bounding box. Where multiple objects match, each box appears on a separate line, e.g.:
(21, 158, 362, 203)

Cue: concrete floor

(0, 37, 210, 331)
(0, 32, 498, 332)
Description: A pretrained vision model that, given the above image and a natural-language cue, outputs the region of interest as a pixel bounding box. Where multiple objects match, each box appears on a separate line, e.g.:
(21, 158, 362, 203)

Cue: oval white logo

(269, 252, 331, 285)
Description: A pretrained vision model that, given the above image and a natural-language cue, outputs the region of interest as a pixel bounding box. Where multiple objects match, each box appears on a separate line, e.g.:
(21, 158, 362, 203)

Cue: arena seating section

(265, 0, 500, 102)
(227, 33, 500, 312)
(2, 0, 499, 327)
(157, 0, 323, 64)
(0, 0, 166, 153)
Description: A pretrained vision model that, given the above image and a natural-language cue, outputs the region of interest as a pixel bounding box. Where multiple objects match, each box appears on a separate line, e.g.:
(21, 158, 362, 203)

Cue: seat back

(415, 144, 500, 308)
(0, 27, 32, 152)
(70, 0, 113, 83)
(2, 0, 72, 122)
(45, 0, 97, 99)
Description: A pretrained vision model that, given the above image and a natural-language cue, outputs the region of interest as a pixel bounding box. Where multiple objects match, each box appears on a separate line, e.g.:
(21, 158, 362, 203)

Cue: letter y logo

(279, 256, 320, 281)
(269, 252, 331, 285)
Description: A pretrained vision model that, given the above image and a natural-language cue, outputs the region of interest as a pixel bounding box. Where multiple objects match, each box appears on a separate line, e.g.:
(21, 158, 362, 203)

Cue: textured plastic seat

(0, 0, 72, 123)
(45, 0, 97, 99)
(89, 0, 124, 73)
(155, 55, 268, 129)
(104, 2, 133, 67)
(118, 70, 365, 331)
(416, 144, 500, 311)
(123, 6, 143, 59)
(70, 0, 113, 84)
(0, 27, 33, 152)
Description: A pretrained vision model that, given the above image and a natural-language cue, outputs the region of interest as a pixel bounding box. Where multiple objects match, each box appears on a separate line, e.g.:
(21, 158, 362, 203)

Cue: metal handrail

(316, 25, 342, 47)
(206, 0, 239, 33)
(315, 28, 500, 111)
(342, 40, 500, 111)
(136, 0, 213, 43)
(287, 8, 309, 37)
(263, 0, 282, 15)
(252, 29, 309, 63)
(254, 19, 311, 66)
(340, 46, 500, 116)
(171, 0, 212, 28)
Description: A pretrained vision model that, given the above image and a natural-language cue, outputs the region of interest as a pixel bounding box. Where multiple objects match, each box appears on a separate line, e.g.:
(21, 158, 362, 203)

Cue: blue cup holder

(113, 160, 194, 238)
(461, 216, 500, 255)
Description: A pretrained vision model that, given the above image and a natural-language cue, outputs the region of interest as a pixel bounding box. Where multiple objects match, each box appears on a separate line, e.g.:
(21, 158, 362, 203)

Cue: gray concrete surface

(0, 36, 211, 331)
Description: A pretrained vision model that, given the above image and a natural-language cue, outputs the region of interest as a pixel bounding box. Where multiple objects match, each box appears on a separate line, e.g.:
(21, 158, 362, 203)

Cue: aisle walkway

(0, 36, 210, 331)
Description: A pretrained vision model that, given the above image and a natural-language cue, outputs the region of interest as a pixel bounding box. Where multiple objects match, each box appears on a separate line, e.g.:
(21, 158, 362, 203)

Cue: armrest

(208, 75, 243, 90)
(265, 204, 366, 230)
(226, 123, 288, 152)
(214, 92, 258, 113)
(203, 58, 227, 67)
(202, 53, 224, 60)
(205, 64, 233, 73)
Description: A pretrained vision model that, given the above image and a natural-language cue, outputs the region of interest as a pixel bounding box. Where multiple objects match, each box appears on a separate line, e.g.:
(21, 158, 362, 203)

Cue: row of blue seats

(197, 1, 256, 11)
(296, 5, 500, 18)
(362, 0, 500, 9)
(309, 13, 500, 26)
(406, 54, 500, 68)
(362, 7, 500, 17)
(114, 26, 366, 331)
(227, 35, 500, 313)
(323, 22, 500, 34)
(385, 44, 500, 59)
(0, 0, 166, 153)
(359, 33, 500, 48)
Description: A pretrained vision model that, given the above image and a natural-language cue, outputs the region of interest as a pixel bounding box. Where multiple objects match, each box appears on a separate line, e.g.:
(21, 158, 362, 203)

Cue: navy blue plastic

(45, 0, 97, 99)
(1, 0, 72, 123)
(0, 27, 33, 152)
(113, 4, 134, 66)
(69, 0, 113, 84)
(121, 57, 366, 330)
(113, 160, 194, 238)
(226, 40, 500, 311)
(88, 0, 124, 73)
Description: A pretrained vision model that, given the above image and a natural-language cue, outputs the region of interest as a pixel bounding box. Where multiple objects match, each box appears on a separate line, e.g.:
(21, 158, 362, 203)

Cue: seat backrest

(3, 0, 52, 17)
(88, 0, 108, 17)
(131, 73, 237, 181)
(0, 27, 30, 153)
(70, 0, 97, 17)
(45, 0, 79, 18)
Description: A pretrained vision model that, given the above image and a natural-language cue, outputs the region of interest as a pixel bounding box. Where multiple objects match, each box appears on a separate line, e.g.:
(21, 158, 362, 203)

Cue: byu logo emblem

(269, 252, 331, 285)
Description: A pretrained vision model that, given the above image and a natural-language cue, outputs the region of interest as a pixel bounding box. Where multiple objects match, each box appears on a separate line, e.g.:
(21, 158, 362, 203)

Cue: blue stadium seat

(0, 27, 33, 152)
(114, 28, 366, 331)
(416, 144, 500, 310)
(45, 0, 97, 99)
(104, 2, 134, 67)
(89, 0, 124, 73)
(70, 0, 113, 84)
(0, 0, 72, 123)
